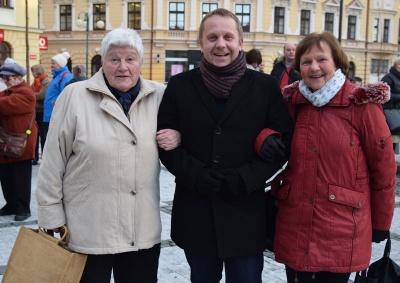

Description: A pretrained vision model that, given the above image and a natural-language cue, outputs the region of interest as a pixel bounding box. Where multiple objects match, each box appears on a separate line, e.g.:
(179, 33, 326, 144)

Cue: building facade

(31, 0, 400, 83)
(0, 0, 41, 84)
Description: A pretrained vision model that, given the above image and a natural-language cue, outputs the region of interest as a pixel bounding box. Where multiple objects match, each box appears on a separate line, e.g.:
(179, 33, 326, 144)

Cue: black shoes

(0, 206, 16, 216)
(32, 160, 39, 165)
(14, 213, 31, 221)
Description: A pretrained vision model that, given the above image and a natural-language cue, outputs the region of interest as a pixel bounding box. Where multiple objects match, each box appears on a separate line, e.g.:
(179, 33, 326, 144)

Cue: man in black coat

(157, 8, 294, 283)
(270, 43, 300, 89)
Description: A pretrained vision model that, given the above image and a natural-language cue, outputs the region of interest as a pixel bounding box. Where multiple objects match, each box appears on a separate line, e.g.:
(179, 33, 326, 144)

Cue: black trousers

(0, 160, 32, 214)
(80, 243, 161, 283)
(285, 265, 351, 283)
(34, 112, 46, 161)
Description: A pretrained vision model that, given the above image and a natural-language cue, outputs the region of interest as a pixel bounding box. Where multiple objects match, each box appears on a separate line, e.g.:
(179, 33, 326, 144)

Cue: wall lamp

(156, 54, 160, 63)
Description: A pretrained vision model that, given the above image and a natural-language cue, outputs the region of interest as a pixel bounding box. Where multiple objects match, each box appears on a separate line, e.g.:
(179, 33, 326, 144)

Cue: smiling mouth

(310, 75, 324, 78)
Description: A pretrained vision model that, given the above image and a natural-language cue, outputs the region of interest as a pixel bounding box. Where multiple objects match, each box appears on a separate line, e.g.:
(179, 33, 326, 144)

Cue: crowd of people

(0, 7, 398, 283)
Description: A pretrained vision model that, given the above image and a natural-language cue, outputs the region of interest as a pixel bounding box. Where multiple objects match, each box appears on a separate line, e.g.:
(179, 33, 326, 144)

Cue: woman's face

(299, 41, 336, 91)
(102, 45, 142, 92)
(31, 70, 40, 78)
(2, 75, 22, 87)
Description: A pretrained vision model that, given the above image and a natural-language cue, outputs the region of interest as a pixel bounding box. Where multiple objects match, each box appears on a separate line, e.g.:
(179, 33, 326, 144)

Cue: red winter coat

(0, 81, 38, 163)
(274, 80, 396, 273)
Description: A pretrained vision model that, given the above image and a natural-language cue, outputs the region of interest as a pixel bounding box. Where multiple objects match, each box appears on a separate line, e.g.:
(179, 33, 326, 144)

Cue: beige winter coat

(36, 69, 166, 254)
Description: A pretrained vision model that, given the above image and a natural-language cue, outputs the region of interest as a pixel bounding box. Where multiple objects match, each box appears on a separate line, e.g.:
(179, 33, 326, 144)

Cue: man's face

(102, 45, 142, 92)
(284, 44, 296, 63)
(200, 15, 243, 67)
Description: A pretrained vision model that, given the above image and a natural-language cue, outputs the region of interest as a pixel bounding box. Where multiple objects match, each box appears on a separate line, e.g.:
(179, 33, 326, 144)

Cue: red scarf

(33, 74, 47, 92)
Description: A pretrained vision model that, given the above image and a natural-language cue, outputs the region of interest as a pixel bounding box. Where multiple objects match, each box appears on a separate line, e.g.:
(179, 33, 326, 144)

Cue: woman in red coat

(261, 32, 396, 283)
(0, 62, 38, 221)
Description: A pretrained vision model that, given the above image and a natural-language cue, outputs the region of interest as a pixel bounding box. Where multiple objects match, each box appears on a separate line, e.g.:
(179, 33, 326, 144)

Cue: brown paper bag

(2, 226, 87, 283)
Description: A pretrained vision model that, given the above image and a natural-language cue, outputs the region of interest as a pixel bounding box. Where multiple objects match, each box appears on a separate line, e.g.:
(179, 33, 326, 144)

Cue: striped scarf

(200, 50, 247, 99)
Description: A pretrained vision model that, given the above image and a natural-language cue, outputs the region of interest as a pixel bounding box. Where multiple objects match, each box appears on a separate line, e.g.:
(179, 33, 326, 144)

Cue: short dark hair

(245, 49, 262, 65)
(351, 76, 362, 82)
(293, 31, 349, 76)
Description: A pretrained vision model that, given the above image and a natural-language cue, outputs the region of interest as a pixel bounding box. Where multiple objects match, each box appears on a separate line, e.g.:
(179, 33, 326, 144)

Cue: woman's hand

(156, 129, 181, 151)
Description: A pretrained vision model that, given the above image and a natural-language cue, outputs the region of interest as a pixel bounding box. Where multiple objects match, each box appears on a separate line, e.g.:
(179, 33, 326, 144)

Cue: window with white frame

(347, 15, 356, 40)
(128, 2, 141, 30)
(60, 5, 72, 31)
(169, 2, 185, 30)
(324, 13, 334, 33)
(202, 3, 218, 17)
(274, 7, 285, 34)
(371, 59, 389, 73)
(383, 19, 390, 43)
(373, 18, 379, 42)
(235, 4, 250, 32)
(93, 4, 106, 30)
(300, 10, 311, 35)
(0, 0, 12, 8)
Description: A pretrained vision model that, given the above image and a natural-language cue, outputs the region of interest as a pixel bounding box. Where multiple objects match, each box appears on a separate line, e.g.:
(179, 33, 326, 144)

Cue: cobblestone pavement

(1, 162, 399, 282)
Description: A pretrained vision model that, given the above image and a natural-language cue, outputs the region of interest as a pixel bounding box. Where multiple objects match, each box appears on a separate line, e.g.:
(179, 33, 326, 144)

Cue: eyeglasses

(2, 76, 16, 82)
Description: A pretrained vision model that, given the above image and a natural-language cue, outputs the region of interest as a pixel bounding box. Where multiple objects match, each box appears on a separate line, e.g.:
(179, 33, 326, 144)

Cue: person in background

(258, 62, 265, 73)
(42, 51, 73, 140)
(350, 76, 362, 86)
(31, 64, 50, 165)
(36, 28, 180, 283)
(157, 8, 293, 283)
(381, 56, 400, 152)
(245, 49, 262, 71)
(270, 43, 300, 89)
(0, 63, 38, 221)
(260, 31, 396, 283)
(65, 65, 87, 87)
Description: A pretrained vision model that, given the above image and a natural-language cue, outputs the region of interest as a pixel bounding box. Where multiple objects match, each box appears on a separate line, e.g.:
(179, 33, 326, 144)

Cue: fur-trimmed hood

(282, 80, 390, 105)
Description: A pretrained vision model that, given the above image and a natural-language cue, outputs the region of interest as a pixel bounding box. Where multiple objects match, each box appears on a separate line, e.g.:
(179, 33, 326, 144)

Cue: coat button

(309, 199, 313, 204)
(130, 190, 136, 196)
(358, 202, 362, 207)
(215, 127, 222, 134)
(312, 147, 317, 152)
(130, 242, 134, 246)
(131, 140, 136, 145)
(329, 194, 335, 200)
(213, 156, 220, 163)
(304, 249, 309, 254)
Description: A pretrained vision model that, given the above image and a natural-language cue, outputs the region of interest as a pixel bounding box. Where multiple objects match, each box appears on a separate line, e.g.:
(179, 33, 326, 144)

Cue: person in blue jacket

(42, 51, 73, 142)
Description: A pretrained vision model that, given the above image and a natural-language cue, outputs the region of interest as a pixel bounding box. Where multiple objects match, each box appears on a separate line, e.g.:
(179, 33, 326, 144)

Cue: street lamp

(76, 12, 105, 78)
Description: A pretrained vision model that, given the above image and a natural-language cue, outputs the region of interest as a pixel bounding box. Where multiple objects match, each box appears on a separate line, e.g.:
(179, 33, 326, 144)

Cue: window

(373, 18, 379, 42)
(347, 15, 356, 40)
(91, 55, 102, 78)
(383, 19, 390, 43)
(235, 4, 250, 32)
(274, 7, 285, 34)
(93, 4, 106, 30)
(300, 10, 310, 35)
(325, 13, 334, 33)
(0, 0, 11, 8)
(0, 42, 12, 66)
(371, 59, 389, 73)
(202, 3, 218, 17)
(60, 5, 72, 31)
(169, 2, 185, 30)
(128, 2, 141, 30)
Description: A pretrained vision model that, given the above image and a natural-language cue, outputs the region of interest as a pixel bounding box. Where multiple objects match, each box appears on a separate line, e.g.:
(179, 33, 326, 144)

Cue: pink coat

(0, 81, 38, 163)
(273, 80, 396, 273)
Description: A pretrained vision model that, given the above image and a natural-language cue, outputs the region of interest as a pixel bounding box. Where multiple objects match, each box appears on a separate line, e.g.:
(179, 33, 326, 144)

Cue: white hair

(101, 28, 144, 63)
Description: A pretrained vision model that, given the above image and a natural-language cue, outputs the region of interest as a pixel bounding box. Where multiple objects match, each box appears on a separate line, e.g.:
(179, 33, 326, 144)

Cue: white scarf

(299, 69, 346, 107)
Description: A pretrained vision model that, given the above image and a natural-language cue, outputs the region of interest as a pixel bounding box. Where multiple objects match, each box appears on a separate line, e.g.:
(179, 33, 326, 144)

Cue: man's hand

(195, 168, 224, 196)
(260, 135, 286, 163)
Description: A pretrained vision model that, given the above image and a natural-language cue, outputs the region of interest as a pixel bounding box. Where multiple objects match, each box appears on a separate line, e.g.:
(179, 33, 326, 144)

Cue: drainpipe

(364, 0, 370, 83)
(150, 0, 154, 80)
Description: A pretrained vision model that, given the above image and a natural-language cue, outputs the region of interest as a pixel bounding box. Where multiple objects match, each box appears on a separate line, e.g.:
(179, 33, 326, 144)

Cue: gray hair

(101, 28, 144, 63)
(393, 56, 400, 67)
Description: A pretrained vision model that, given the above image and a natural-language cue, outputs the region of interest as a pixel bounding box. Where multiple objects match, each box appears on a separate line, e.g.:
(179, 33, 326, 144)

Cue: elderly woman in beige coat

(36, 28, 179, 283)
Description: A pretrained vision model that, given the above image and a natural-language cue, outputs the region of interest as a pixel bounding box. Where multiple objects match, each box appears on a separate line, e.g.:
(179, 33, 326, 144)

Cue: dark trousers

(285, 265, 351, 283)
(35, 112, 46, 160)
(80, 243, 160, 283)
(43, 121, 49, 145)
(0, 160, 32, 214)
(184, 250, 264, 283)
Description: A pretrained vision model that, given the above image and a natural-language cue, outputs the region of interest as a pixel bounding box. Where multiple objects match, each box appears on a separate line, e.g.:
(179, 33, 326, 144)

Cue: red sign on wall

(39, 36, 48, 50)
(0, 30, 4, 42)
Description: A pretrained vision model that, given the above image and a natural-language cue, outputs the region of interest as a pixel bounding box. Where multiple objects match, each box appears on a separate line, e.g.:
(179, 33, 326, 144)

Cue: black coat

(157, 68, 294, 258)
(270, 60, 300, 87)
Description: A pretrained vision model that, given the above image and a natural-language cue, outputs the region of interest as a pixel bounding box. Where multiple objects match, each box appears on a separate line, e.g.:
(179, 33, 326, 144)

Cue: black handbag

(354, 235, 400, 283)
(383, 109, 400, 132)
